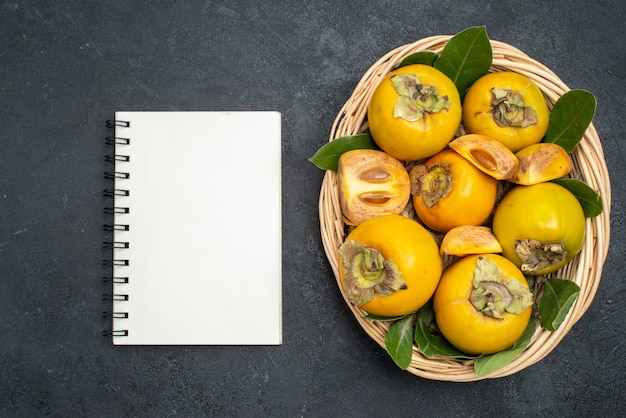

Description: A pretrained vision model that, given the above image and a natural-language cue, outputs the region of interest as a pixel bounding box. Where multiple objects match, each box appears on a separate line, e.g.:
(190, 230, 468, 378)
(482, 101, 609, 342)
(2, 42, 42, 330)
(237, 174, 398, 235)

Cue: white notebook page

(110, 111, 282, 345)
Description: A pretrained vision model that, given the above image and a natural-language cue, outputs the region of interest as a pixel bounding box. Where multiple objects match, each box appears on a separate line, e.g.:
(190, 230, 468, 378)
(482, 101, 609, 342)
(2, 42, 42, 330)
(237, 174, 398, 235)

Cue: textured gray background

(1, 1, 625, 416)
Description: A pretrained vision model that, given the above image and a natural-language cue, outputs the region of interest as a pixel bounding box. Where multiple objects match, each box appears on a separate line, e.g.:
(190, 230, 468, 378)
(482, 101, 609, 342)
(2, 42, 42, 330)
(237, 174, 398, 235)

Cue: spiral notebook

(103, 111, 282, 345)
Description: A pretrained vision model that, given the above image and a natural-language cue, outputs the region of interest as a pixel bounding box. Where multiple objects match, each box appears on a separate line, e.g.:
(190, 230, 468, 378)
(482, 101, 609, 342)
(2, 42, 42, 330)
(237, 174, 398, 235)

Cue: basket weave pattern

(318, 36, 612, 381)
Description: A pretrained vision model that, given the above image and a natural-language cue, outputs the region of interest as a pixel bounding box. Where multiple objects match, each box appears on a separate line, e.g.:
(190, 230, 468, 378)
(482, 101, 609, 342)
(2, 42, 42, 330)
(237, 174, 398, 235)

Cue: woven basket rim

(318, 35, 612, 381)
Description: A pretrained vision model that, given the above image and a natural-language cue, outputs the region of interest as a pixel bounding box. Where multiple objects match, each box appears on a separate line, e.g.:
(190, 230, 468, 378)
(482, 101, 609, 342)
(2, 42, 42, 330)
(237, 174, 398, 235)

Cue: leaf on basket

(551, 177, 603, 217)
(433, 26, 493, 99)
(309, 133, 379, 171)
(364, 313, 408, 322)
(474, 318, 536, 377)
(384, 314, 416, 370)
(544, 89, 597, 153)
(538, 278, 581, 332)
(395, 50, 438, 69)
(413, 306, 477, 360)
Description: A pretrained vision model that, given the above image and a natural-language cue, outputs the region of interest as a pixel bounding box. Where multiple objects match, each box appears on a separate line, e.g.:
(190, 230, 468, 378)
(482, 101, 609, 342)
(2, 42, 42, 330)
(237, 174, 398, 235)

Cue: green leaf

(433, 26, 493, 99)
(551, 177, 604, 217)
(544, 89, 597, 152)
(474, 318, 536, 377)
(395, 50, 438, 69)
(384, 314, 416, 369)
(413, 307, 477, 360)
(538, 278, 581, 331)
(364, 313, 408, 322)
(308, 133, 378, 171)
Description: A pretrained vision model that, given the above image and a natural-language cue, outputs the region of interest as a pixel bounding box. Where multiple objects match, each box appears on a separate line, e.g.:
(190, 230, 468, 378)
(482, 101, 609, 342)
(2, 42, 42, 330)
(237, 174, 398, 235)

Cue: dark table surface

(2, 1, 625, 416)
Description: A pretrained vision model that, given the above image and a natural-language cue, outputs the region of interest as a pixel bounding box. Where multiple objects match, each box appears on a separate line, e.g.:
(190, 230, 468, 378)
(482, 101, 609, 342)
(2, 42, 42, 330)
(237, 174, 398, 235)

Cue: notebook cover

(107, 111, 282, 345)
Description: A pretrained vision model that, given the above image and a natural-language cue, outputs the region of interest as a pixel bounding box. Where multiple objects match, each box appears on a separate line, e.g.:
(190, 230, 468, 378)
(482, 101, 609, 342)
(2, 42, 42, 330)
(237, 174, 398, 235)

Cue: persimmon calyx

(391, 73, 450, 122)
(409, 163, 453, 207)
(515, 239, 567, 274)
(469, 256, 533, 318)
(491, 87, 538, 128)
(339, 240, 407, 306)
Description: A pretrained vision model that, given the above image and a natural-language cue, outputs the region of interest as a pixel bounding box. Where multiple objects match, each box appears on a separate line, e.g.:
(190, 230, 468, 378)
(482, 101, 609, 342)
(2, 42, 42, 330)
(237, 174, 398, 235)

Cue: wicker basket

(318, 36, 612, 381)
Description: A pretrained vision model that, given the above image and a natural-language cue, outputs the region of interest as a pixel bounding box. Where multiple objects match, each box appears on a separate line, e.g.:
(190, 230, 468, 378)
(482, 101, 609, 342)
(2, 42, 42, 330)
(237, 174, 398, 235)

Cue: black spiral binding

(102, 119, 131, 338)
(102, 330, 129, 337)
(103, 207, 130, 214)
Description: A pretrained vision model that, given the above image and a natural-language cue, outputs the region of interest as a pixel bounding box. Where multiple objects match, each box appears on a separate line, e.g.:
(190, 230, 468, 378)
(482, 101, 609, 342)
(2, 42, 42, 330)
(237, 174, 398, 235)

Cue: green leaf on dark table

(413, 306, 477, 360)
(544, 89, 597, 152)
(384, 314, 416, 369)
(538, 278, 581, 331)
(433, 26, 493, 99)
(551, 177, 603, 217)
(474, 317, 536, 377)
(395, 50, 439, 69)
(308, 133, 379, 171)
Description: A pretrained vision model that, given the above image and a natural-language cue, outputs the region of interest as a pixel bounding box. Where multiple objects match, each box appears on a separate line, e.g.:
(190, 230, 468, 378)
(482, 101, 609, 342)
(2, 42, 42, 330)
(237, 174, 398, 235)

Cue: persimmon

(368, 64, 462, 161)
(339, 215, 442, 317)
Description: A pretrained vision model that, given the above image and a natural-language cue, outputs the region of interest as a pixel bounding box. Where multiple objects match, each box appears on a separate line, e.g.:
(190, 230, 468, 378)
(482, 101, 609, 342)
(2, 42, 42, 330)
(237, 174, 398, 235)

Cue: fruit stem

(469, 256, 534, 318)
(409, 163, 453, 207)
(339, 240, 407, 306)
(515, 239, 567, 274)
(391, 73, 450, 122)
(491, 87, 538, 128)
